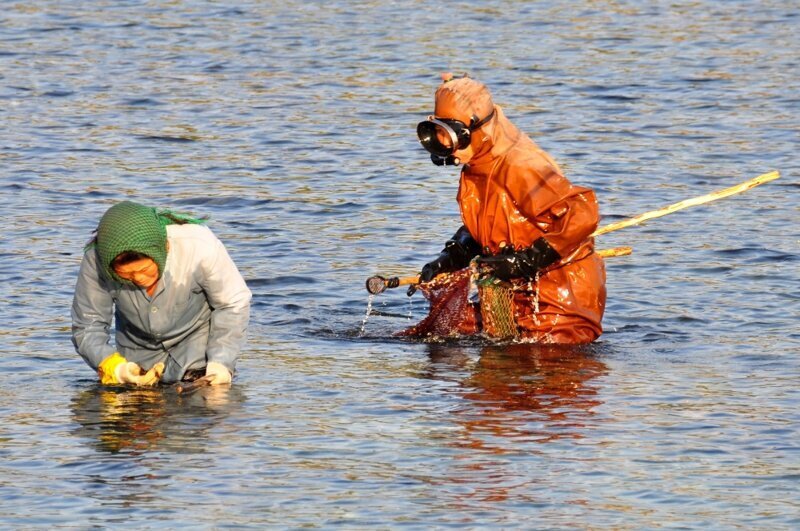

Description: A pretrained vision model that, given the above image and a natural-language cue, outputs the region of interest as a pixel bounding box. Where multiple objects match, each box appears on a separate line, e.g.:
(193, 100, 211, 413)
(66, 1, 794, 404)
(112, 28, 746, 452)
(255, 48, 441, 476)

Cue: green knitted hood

(92, 201, 205, 285)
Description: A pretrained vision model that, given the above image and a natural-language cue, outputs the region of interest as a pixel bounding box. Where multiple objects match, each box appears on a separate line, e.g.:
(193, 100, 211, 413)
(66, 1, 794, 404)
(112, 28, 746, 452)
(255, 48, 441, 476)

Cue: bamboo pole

(368, 171, 778, 293)
(597, 246, 632, 258)
(591, 171, 780, 237)
(366, 246, 632, 293)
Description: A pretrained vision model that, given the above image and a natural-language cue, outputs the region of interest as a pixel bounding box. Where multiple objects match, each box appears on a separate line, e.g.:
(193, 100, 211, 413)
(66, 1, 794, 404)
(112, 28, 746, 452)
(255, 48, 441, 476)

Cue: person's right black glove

(418, 226, 481, 282)
(475, 238, 561, 281)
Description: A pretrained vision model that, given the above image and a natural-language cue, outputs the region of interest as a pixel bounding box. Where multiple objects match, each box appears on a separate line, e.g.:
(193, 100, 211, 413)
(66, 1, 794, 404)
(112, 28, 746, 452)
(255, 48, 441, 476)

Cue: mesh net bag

(400, 268, 526, 340)
(477, 277, 518, 339)
(398, 269, 478, 338)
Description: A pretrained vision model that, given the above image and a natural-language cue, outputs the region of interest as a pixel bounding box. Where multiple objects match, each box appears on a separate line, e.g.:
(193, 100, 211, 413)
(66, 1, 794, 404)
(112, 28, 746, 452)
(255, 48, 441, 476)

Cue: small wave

(123, 98, 163, 106)
(172, 196, 254, 207)
(136, 135, 196, 143)
(42, 90, 74, 98)
(591, 94, 641, 102)
(247, 276, 318, 287)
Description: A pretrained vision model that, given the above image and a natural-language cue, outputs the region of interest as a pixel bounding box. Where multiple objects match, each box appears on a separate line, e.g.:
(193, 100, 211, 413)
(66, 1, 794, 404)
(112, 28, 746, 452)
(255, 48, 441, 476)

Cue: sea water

(0, 1, 797, 527)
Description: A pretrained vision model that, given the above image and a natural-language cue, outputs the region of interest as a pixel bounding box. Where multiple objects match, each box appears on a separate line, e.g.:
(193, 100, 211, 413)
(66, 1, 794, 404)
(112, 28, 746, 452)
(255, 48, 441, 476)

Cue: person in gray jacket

(72, 201, 252, 387)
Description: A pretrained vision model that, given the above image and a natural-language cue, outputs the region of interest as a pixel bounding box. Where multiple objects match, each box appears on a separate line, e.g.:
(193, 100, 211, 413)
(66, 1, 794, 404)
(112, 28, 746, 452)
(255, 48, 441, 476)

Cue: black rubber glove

(476, 238, 561, 281)
(419, 226, 481, 282)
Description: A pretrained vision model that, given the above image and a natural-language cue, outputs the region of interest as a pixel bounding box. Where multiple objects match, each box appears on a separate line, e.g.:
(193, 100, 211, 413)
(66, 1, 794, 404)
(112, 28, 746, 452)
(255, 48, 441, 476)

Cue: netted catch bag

(477, 277, 518, 339)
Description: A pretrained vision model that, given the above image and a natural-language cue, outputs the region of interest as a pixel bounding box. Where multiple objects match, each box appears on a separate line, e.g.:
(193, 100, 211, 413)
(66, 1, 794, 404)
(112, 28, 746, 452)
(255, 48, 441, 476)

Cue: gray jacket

(71, 224, 252, 383)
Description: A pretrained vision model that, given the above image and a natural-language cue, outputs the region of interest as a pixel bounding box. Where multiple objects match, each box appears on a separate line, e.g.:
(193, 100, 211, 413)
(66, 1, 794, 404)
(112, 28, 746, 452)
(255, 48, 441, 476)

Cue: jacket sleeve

(511, 161, 600, 257)
(71, 250, 117, 370)
(199, 235, 252, 372)
(532, 187, 599, 256)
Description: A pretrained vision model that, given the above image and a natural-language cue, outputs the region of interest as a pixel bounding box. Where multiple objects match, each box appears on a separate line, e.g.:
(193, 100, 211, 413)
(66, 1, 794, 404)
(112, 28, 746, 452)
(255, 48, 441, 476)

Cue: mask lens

(434, 126, 455, 151)
(417, 118, 467, 157)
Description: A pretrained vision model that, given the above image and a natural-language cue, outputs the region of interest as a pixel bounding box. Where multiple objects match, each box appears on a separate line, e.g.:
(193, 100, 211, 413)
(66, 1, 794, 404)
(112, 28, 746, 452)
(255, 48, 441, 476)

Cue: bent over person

(72, 201, 252, 386)
(406, 74, 606, 343)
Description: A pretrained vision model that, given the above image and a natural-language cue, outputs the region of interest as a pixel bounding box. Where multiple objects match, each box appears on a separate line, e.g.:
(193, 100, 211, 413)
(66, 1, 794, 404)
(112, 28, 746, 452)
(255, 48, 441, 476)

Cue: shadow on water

(70, 384, 246, 455)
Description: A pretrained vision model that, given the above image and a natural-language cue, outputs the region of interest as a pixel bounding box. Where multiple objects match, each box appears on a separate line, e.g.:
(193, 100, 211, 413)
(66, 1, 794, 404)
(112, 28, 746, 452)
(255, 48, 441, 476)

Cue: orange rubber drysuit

(408, 76, 606, 344)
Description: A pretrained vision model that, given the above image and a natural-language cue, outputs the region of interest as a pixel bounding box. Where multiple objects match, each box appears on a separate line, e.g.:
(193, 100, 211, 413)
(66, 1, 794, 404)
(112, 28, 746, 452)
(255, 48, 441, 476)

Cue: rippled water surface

(1, 1, 798, 528)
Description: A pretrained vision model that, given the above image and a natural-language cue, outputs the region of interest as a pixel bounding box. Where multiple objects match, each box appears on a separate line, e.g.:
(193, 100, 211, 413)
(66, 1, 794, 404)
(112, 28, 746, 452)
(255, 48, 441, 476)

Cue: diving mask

(416, 109, 495, 166)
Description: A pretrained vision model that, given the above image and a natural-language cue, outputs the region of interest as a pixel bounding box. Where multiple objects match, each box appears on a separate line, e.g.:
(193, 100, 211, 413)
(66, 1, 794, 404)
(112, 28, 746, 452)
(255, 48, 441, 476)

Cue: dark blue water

(1, 1, 798, 528)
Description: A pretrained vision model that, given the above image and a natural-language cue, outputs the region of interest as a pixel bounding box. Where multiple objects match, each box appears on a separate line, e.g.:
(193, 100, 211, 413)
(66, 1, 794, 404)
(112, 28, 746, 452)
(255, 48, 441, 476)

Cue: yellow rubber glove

(98, 353, 165, 387)
(205, 361, 232, 385)
(118, 361, 164, 386)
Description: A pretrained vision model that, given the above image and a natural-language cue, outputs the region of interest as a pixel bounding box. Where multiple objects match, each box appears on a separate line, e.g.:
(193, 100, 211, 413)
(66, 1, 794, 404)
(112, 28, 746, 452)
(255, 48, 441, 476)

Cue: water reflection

(419, 343, 610, 504)
(426, 343, 608, 449)
(70, 384, 245, 455)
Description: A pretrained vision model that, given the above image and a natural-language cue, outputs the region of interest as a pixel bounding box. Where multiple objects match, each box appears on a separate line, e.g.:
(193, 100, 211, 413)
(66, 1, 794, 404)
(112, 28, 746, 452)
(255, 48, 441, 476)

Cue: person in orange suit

(409, 73, 606, 343)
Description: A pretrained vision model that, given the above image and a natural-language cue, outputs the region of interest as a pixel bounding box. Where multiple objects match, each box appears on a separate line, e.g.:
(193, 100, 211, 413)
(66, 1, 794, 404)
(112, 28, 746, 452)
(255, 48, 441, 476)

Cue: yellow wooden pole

(369, 171, 780, 293)
(592, 171, 780, 237)
(368, 246, 633, 292)
(597, 246, 632, 258)
(405, 247, 631, 286)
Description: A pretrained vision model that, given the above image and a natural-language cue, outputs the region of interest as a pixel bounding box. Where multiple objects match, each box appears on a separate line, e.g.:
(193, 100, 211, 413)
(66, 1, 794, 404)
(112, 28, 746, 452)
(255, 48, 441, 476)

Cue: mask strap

(469, 108, 496, 131)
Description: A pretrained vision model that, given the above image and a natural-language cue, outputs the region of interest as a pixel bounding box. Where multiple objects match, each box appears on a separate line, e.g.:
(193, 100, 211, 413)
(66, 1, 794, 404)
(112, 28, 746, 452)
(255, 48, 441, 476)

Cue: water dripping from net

(359, 294, 375, 336)
(528, 272, 541, 326)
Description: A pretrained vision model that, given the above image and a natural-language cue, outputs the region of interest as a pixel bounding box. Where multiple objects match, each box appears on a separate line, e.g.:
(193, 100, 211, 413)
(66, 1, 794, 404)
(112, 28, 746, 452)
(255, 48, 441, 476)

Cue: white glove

(205, 361, 232, 385)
